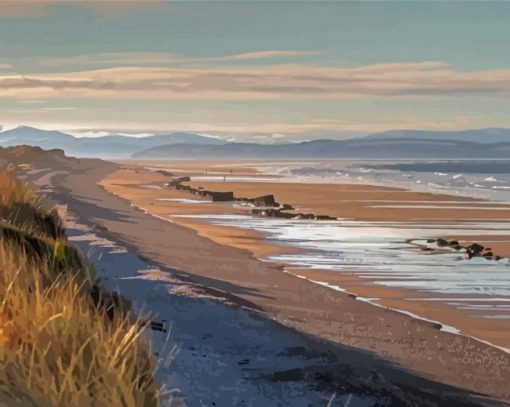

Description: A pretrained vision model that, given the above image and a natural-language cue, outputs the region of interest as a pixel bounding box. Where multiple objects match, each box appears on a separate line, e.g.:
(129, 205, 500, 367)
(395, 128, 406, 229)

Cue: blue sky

(1, 1, 509, 141)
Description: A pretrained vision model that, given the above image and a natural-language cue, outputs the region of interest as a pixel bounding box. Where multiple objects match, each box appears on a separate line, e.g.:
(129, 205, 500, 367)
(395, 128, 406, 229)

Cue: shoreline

(285, 269, 510, 355)
(40, 159, 510, 403)
(103, 163, 510, 349)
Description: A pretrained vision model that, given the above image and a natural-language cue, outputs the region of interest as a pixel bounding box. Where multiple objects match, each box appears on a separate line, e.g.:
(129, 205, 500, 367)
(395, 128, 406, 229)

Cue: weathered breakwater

(164, 173, 337, 221)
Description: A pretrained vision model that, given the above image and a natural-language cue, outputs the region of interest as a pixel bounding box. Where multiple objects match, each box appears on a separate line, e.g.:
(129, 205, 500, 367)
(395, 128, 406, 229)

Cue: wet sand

(44, 159, 510, 403)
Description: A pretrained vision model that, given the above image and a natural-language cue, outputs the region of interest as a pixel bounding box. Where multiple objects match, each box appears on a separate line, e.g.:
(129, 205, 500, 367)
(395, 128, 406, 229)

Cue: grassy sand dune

(0, 170, 160, 406)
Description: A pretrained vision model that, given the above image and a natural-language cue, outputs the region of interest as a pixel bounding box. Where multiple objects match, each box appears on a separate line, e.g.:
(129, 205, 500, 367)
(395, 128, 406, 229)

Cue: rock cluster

(427, 238, 503, 261)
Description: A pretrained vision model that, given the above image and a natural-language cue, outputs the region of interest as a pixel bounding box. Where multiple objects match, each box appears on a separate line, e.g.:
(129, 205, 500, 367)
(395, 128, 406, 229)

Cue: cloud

(0, 64, 12, 70)
(211, 50, 320, 62)
(40, 50, 320, 67)
(1, 61, 510, 101)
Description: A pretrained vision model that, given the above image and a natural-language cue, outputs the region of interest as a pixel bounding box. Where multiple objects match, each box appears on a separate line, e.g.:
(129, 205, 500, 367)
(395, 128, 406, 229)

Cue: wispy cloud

(40, 50, 320, 67)
(209, 50, 320, 62)
(0, 64, 12, 70)
(1, 61, 510, 101)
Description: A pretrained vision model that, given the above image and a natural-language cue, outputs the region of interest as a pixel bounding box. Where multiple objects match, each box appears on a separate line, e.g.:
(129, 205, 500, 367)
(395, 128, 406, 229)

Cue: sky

(1, 0, 510, 142)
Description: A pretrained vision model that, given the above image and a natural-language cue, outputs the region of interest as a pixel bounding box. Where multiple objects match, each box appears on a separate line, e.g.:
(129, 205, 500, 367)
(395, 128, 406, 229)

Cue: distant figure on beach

(223, 175, 226, 182)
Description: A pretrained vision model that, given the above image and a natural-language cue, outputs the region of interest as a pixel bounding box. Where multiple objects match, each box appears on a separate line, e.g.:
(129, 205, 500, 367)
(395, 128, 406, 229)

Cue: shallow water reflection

(177, 214, 510, 320)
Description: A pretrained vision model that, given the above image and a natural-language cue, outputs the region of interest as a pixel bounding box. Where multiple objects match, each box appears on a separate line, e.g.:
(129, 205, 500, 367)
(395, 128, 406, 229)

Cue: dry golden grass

(0, 170, 41, 209)
(0, 170, 161, 406)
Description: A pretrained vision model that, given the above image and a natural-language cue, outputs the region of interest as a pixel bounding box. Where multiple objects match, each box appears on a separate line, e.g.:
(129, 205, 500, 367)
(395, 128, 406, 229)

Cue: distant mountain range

(0, 126, 225, 158)
(133, 137, 510, 160)
(2, 126, 510, 160)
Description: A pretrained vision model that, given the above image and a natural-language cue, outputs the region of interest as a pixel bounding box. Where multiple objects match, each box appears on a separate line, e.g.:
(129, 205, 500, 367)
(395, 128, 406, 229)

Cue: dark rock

(448, 240, 459, 247)
(316, 215, 336, 220)
(274, 211, 294, 219)
(168, 176, 191, 187)
(176, 184, 192, 192)
(150, 320, 167, 332)
(210, 191, 234, 202)
(436, 238, 448, 247)
(426, 238, 436, 244)
(252, 194, 278, 207)
(482, 251, 494, 258)
(467, 243, 484, 254)
(155, 170, 174, 177)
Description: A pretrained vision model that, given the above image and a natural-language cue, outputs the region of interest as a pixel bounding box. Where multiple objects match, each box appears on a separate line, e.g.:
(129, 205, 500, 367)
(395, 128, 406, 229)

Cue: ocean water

(288, 159, 510, 202)
(174, 214, 510, 321)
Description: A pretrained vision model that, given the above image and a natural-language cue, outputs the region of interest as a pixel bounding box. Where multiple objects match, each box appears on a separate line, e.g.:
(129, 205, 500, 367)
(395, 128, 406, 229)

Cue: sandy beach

(68, 159, 510, 404)
(102, 162, 510, 346)
(22, 156, 510, 406)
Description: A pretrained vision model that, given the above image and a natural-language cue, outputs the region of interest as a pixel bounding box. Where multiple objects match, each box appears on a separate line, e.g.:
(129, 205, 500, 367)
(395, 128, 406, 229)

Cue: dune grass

(0, 171, 41, 209)
(0, 170, 160, 406)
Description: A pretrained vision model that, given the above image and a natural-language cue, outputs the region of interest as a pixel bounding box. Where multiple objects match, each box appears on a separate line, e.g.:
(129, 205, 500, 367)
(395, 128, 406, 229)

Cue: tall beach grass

(0, 170, 160, 406)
